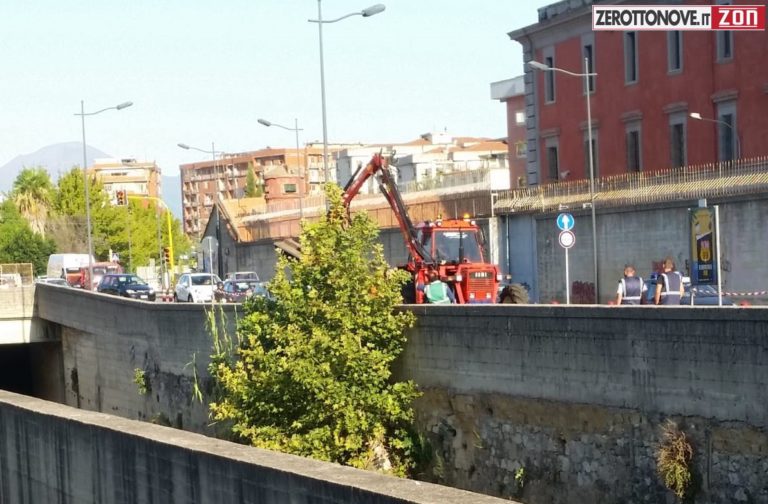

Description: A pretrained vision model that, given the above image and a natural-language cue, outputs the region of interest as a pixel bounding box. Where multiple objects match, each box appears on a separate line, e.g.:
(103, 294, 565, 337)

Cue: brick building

(507, 0, 768, 186)
(179, 147, 328, 237)
(490, 75, 528, 188)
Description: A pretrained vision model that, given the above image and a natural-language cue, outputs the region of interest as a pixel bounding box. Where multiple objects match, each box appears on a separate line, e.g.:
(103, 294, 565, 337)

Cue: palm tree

(12, 167, 53, 236)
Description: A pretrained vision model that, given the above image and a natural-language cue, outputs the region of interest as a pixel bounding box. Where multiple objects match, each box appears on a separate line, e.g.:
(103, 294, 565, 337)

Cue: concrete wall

(512, 194, 768, 303)
(0, 391, 510, 504)
(0, 286, 45, 344)
(32, 285, 768, 503)
(396, 304, 768, 503)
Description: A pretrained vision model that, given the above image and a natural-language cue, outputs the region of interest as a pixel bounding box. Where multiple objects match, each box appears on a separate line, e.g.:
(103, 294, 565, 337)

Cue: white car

(174, 273, 221, 303)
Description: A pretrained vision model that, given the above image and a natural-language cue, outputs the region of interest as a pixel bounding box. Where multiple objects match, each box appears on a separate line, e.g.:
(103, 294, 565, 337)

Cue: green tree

(208, 185, 419, 475)
(245, 162, 258, 197)
(0, 201, 56, 275)
(12, 167, 54, 236)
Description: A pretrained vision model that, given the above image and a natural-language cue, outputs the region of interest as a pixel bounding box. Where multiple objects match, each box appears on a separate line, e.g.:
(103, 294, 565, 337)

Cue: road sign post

(559, 230, 576, 304)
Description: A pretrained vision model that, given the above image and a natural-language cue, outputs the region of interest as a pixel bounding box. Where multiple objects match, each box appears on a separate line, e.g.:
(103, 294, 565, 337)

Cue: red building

(508, 0, 768, 186)
(491, 75, 528, 188)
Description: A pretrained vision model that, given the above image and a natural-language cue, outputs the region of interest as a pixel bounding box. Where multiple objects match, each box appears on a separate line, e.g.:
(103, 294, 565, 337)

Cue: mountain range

(0, 142, 182, 219)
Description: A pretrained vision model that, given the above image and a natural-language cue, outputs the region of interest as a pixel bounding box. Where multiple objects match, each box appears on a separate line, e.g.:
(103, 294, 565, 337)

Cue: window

(624, 32, 638, 83)
(515, 141, 527, 159)
(583, 44, 595, 93)
(717, 31, 733, 61)
(626, 127, 641, 172)
(716, 0, 733, 61)
(719, 113, 735, 160)
(667, 31, 682, 73)
(544, 55, 556, 102)
(283, 183, 297, 194)
(515, 111, 525, 125)
(717, 102, 738, 161)
(547, 145, 559, 181)
(669, 117, 687, 168)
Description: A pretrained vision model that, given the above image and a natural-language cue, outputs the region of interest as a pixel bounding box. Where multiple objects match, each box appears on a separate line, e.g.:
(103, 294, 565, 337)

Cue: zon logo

(712, 5, 765, 30)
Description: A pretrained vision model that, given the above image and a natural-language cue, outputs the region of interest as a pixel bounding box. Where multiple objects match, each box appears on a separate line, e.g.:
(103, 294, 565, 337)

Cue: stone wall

(0, 390, 511, 504)
(396, 304, 768, 503)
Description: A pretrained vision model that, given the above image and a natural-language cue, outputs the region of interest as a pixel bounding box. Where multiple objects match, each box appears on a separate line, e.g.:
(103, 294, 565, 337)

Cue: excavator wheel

(500, 283, 529, 304)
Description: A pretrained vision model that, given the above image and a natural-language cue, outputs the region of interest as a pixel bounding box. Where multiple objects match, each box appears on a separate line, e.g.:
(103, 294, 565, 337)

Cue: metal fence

(0, 263, 34, 287)
(494, 157, 768, 214)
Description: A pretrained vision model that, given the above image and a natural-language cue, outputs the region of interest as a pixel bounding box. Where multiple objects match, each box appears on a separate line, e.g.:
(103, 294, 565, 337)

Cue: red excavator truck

(342, 153, 528, 304)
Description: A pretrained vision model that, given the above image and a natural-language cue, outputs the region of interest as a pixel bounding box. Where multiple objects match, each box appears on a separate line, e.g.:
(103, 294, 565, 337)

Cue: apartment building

(179, 146, 329, 237)
(92, 158, 161, 201)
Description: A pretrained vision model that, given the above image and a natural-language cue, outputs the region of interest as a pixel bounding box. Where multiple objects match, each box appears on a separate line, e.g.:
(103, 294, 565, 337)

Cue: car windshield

(117, 275, 147, 286)
(231, 282, 252, 292)
(426, 230, 483, 263)
(191, 275, 215, 286)
(233, 272, 259, 280)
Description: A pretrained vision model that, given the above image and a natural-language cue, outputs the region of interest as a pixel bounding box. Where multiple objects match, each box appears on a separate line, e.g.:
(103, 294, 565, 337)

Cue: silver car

(174, 273, 222, 303)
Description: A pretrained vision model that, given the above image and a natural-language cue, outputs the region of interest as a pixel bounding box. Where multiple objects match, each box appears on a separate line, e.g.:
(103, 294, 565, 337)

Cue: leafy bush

(656, 419, 694, 499)
(208, 185, 419, 475)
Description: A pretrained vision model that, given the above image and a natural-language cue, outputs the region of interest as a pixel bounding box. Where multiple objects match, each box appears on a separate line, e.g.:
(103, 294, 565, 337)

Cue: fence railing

(494, 157, 768, 214)
(0, 263, 34, 286)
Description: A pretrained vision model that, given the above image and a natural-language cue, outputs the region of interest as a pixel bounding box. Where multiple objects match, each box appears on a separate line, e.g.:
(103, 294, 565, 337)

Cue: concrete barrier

(0, 390, 513, 504)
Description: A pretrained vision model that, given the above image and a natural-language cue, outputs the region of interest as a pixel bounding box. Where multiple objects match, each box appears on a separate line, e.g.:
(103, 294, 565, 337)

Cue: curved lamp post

(258, 118, 305, 218)
(308, 2, 385, 186)
(528, 58, 600, 302)
(74, 100, 133, 290)
(689, 112, 741, 160)
(177, 142, 226, 278)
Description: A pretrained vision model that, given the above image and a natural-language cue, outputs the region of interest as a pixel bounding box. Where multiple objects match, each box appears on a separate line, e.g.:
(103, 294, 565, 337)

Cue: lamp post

(528, 58, 600, 302)
(689, 112, 741, 160)
(258, 118, 305, 218)
(308, 2, 385, 187)
(177, 142, 226, 278)
(75, 100, 133, 290)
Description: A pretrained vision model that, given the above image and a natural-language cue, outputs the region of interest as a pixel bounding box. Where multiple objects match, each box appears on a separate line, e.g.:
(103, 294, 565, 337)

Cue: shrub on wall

(656, 419, 694, 500)
(207, 185, 420, 476)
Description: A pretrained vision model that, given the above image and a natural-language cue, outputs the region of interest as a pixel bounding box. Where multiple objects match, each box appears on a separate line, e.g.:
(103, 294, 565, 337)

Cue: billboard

(689, 207, 717, 285)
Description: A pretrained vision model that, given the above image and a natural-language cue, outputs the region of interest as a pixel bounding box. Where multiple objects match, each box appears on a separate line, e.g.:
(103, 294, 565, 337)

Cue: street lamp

(258, 118, 305, 218)
(74, 100, 133, 290)
(308, 2, 385, 187)
(528, 58, 600, 302)
(689, 112, 741, 160)
(177, 142, 226, 278)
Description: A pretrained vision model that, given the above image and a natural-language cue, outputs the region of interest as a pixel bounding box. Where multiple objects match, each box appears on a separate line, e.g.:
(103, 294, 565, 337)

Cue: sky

(0, 0, 550, 180)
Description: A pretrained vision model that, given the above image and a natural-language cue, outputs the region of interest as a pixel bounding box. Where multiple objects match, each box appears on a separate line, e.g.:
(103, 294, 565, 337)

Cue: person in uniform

(654, 256, 684, 305)
(615, 264, 646, 305)
(420, 270, 455, 304)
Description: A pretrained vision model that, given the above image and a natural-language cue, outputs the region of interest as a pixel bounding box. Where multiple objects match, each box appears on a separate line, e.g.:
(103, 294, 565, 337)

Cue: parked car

(37, 277, 70, 287)
(681, 284, 735, 306)
(225, 271, 260, 281)
(174, 273, 222, 303)
(644, 273, 734, 305)
(215, 279, 271, 303)
(97, 274, 156, 301)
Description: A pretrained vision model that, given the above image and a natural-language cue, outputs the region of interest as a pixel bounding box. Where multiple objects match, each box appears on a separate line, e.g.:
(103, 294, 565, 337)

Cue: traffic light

(116, 190, 126, 206)
(163, 247, 171, 265)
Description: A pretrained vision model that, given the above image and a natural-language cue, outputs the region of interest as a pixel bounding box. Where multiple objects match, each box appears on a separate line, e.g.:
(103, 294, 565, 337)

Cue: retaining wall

(31, 284, 768, 503)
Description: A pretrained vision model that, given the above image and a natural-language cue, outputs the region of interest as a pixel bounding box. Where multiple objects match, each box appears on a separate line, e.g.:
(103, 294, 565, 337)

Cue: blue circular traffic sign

(556, 213, 574, 231)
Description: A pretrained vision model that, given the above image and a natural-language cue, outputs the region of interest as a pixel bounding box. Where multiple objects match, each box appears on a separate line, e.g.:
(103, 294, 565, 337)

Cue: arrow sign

(557, 213, 574, 231)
